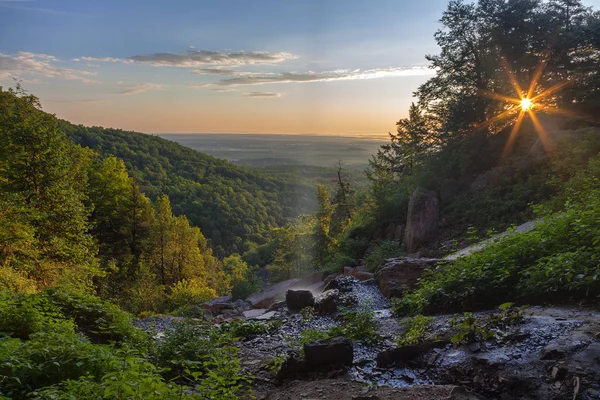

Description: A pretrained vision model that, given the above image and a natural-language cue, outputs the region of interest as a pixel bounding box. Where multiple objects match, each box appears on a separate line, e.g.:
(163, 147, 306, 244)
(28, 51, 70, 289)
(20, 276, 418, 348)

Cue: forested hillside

(60, 122, 316, 256)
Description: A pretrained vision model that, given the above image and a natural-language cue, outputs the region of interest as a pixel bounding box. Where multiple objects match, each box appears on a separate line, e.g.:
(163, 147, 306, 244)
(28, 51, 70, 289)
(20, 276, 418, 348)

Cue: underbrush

(0, 290, 251, 399)
(393, 169, 600, 315)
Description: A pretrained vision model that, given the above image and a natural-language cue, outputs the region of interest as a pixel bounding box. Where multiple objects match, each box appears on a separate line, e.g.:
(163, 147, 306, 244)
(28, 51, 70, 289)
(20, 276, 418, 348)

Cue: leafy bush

(396, 315, 433, 346)
(449, 303, 525, 345)
(0, 292, 74, 340)
(329, 305, 380, 343)
(219, 319, 281, 340)
(0, 332, 117, 399)
(44, 289, 144, 344)
(365, 240, 403, 272)
(167, 279, 217, 311)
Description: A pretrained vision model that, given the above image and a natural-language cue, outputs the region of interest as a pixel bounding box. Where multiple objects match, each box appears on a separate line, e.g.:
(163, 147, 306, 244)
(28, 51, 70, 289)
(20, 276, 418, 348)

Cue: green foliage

(219, 319, 282, 340)
(61, 120, 316, 256)
(0, 87, 100, 292)
(396, 315, 433, 347)
(449, 304, 525, 345)
(365, 240, 403, 272)
(0, 332, 118, 399)
(449, 313, 494, 344)
(265, 353, 287, 376)
(43, 289, 144, 344)
(329, 305, 380, 344)
(394, 173, 600, 315)
(300, 306, 315, 322)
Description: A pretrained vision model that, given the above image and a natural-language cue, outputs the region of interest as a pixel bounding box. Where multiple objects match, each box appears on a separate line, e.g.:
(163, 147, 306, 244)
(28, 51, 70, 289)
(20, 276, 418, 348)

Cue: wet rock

(201, 295, 233, 314)
(324, 275, 355, 293)
(266, 300, 286, 312)
(375, 257, 443, 298)
(314, 289, 339, 314)
(276, 351, 310, 381)
(376, 345, 424, 367)
(551, 365, 567, 381)
(243, 309, 267, 319)
(286, 290, 315, 311)
(405, 187, 439, 252)
(353, 271, 375, 281)
(304, 337, 354, 367)
(254, 311, 280, 320)
(232, 299, 252, 312)
(247, 278, 301, 309)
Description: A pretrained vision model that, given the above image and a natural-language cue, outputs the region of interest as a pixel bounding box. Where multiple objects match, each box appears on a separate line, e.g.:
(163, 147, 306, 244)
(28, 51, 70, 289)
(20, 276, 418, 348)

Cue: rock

(405, 187, 439, 253)
(296, 271, 327, 287)
(304, 337, 353, 367)
(286, 290, 315, 311)
(324, 275, 355, 293)
(253, 311, 280, 320)
(353, 271, 375, 281)
(276, 351, 310, 381)
(375, 257, 443, 298)
(246, 278, 301, 309)
(201, 295, 233, 314)
(376, 345, 423, 367)
(266, 300, 286, 312)
(551, 365, 567, 381)
(344, 266, 353, 275)
(232, 299, 252, 312)
(314, 289, 339, 314)
(242, 309, 268, 319)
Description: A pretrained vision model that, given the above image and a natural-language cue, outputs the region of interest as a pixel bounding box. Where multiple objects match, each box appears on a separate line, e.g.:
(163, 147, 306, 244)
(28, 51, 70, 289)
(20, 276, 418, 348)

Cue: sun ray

(501, 58, 524, 97)
(529, 110, 552, 153)
(479, 89, 523, 105)
(532, 80, 572, 102)
(476, 108, 516, 131)
(527, 59, 547, 99)
(502, 111, 526, 158)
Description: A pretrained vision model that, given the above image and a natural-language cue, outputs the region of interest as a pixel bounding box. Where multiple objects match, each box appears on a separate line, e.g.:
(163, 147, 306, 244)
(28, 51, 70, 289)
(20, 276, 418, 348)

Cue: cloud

(0, 51, 96, 83)
(242, 92, 281, 98)
(0, 2, 85, 15)
(211, 88, 237, 92)
(214, 66, 434, 86)
(128, 49, 295, 67)
(75, 56, 127, 63)
(45, 98, 109, 104)
(115, 83, 162, 95)
(192, 68, 237, 75)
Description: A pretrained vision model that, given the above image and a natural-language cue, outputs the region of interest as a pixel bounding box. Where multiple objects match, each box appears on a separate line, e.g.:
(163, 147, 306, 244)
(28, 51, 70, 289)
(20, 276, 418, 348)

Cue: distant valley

(159, 133, 386, 169)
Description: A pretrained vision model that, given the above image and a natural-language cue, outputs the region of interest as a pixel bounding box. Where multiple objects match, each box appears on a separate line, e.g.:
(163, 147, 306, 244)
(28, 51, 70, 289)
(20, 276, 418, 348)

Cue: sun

(477, 58, 574, 157)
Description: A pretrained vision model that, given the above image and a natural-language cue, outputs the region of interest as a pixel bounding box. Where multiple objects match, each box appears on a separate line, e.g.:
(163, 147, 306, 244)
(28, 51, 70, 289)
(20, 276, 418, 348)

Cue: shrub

(0, 332, 117, 399)
(364, 240, 403, 272)
(43, 289, 144, 344)
(167, 279, 216, 311)
(329, 305, 380, 344)
(0, 292, 74, 339)
(396, 315, 433, 346)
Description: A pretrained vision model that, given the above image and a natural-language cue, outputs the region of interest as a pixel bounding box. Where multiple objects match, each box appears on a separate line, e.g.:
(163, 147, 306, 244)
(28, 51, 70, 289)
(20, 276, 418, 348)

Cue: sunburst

(479, 58, 574, 156)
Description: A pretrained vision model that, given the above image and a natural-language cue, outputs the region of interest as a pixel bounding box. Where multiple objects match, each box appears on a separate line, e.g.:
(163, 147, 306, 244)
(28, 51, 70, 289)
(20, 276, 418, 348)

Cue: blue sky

(1, 0, 598, 135)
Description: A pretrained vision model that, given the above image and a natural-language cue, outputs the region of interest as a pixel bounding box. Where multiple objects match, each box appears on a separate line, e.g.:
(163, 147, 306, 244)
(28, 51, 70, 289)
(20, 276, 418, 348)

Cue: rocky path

(445, 220, 538, 260)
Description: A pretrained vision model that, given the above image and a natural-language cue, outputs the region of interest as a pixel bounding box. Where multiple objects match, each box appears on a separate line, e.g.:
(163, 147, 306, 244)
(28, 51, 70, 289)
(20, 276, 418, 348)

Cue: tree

(0, 87, 99, 291)
(330, 162, 355, 238)
(312, 184, 333, 266)
(368, 103, 435, 179)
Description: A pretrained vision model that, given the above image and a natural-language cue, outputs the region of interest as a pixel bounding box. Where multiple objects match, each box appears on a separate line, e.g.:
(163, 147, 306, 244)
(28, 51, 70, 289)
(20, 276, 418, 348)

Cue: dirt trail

(445, 220, 538, 260)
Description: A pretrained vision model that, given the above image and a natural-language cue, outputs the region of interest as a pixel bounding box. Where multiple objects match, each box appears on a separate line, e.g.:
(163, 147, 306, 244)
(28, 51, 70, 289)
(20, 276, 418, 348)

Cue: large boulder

(286, 289, 315, 311)
(405, 187, 439, 253)
(375, 257, 443, 298)
(314, 289, 339, 314)
(201, 295, 233, 314)
(304, 337, 353, 367)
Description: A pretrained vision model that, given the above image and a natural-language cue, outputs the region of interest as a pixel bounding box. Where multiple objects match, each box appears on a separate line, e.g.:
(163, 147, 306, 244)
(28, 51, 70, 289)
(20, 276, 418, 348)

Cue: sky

(1, 0, 598, 136)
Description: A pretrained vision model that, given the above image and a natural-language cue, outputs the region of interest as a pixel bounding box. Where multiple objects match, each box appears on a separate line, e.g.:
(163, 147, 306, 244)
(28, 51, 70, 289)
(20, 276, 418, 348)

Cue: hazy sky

(1, 0, 598, 135)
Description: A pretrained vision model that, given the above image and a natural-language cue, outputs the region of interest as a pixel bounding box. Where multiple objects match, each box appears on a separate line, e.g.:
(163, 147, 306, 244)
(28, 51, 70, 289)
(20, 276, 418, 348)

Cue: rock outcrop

(405, 187, 439, 253)
(314, 289, 339, 314)
(304, 337, 354, 367)
(375, 257, 443, 298)
(286, 289, 315, 311)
